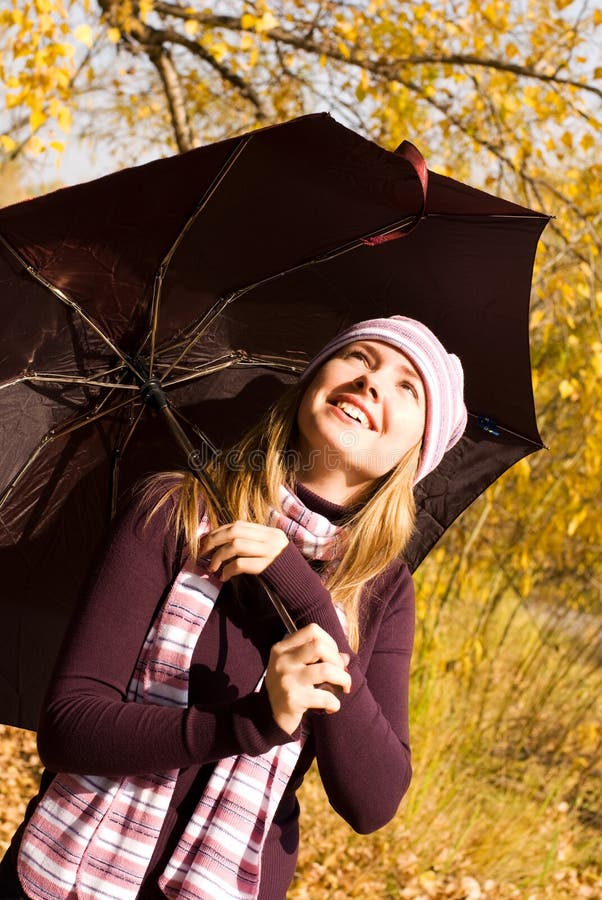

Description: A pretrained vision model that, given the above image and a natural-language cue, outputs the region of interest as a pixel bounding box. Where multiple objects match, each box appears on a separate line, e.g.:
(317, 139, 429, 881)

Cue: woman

(1, 315, 466, 899)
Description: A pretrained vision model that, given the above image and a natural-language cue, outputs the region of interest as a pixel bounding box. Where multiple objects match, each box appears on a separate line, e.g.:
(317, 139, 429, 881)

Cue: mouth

(328, 396, 376, 430)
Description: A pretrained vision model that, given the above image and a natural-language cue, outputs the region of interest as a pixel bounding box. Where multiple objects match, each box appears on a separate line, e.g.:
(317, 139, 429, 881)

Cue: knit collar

(294, 481, 351, 525)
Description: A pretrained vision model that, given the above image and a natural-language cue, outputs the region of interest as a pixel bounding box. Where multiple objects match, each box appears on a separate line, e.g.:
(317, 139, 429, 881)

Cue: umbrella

(0, 113, 549, 730)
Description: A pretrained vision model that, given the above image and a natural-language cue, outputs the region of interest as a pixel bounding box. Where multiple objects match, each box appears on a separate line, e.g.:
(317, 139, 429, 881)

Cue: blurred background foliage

(1, 1, 600, 896)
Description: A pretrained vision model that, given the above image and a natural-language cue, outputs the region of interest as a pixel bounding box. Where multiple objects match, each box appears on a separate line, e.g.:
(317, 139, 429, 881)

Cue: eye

(344, 349, 369, 364)
(398, 380, 418, 398)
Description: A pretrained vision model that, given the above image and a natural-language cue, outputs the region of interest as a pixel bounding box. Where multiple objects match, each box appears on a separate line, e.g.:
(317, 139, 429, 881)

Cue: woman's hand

(200, 521, 289, 580)
(265, 623, 352, 735)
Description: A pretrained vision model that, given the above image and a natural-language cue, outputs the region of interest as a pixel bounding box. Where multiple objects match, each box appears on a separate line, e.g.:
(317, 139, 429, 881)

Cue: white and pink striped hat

(302, 316, 467, 484)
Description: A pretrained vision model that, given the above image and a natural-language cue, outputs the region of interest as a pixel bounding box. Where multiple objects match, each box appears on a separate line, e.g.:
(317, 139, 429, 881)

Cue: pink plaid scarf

(18, 486, 344, 900)
(269, 485, 345, 563)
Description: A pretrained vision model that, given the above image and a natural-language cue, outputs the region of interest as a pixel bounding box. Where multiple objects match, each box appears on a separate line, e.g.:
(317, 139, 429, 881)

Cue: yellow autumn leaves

(0, 0, 76, 156)
(1, 0, 600, 168)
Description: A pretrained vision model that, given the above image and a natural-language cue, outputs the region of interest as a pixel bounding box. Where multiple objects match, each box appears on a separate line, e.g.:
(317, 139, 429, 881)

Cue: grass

(290, 556, 602, 898)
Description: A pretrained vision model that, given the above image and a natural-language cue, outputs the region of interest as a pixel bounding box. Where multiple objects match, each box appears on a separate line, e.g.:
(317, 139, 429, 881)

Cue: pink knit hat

(303, 316, 467, 484)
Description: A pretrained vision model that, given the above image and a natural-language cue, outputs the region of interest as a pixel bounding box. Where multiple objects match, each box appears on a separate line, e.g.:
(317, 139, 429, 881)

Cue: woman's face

(296, 339, 427, 491)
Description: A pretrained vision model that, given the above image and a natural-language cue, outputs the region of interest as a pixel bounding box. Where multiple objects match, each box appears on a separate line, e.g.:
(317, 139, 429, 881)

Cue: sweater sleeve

(261, 543, 415, 833)
(36, 495, 292, 777)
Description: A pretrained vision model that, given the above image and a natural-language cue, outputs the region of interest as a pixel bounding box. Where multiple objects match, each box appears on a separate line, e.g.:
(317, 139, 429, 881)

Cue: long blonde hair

(144, 377, 420, 651)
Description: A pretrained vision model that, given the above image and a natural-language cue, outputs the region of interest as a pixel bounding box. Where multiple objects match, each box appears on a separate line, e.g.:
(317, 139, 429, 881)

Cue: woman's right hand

(265, 623, 352, 735)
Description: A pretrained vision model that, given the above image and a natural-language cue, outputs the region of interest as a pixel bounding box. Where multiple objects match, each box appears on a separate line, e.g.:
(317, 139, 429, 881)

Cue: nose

(353, 372, 379, 399)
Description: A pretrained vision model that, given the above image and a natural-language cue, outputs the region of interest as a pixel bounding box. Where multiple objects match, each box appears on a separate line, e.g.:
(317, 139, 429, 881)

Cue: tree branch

(96, 1, 268, 148)
(150, 27, 267, 117)
(146, 43, 194, 152)
(149, 6, 602, 100)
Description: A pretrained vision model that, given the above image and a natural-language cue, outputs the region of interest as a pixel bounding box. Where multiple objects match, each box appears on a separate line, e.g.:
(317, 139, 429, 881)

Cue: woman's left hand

(200, 521, 289, 580)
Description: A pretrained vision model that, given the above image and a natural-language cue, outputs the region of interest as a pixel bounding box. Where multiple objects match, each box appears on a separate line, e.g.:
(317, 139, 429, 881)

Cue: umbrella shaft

(140, 380, 342, 698)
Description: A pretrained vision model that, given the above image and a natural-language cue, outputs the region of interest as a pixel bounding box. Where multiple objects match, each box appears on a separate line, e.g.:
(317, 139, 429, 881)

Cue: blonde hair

(143, 377, 420, 651)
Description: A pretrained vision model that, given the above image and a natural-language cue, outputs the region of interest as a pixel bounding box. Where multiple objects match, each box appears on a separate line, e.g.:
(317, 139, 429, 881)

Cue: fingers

(265, 624, 352, 734)
(280, 634, 347, 679)
(271, 623, 342, 666)
(202, 521, 286, 551)
(200, 521, 288, 580)
(206, 537, 269, 575)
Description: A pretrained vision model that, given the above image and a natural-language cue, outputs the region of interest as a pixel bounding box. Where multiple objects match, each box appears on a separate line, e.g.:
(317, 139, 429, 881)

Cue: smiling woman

(301, 317, 466, 487)
(1, 316, 467, 900)
(296, 339, 427, 499)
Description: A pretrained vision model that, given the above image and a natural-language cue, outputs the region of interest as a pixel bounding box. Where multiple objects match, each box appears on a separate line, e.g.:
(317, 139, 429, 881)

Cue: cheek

(296, 397, 309, 441)
(296, 383, 320, 440)
(390, 405, 426, 446)
(297, 366, 335, 424)
(415, 405, 427, 439)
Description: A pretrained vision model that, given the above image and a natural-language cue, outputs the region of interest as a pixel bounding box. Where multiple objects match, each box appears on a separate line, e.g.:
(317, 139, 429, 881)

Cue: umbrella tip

(477, 416, 501, 437)
(393, 141, 428, 200)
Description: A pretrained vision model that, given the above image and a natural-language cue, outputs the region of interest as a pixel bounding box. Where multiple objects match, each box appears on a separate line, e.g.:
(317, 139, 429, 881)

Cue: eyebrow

(353, 341, 423, 382)
(396, 362, 422, 382)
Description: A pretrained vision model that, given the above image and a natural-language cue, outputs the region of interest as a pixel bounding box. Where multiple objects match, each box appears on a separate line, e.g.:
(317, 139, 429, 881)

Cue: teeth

(336, 401, 370, 428)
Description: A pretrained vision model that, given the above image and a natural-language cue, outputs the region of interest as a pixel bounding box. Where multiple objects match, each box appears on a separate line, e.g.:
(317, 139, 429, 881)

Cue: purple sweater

(2, 484, 415, 899)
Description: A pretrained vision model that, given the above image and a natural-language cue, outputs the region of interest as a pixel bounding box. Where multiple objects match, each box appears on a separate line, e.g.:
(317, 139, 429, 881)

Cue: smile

(330, 400, 373, 430)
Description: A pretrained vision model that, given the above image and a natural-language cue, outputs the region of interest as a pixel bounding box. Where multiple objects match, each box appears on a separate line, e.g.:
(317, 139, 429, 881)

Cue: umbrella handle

(260, 578, 344, 700)
(258, 577, 297, 634)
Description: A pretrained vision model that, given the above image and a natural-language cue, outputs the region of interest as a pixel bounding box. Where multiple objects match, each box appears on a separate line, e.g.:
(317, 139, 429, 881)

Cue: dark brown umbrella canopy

(0, 113, 549, 728)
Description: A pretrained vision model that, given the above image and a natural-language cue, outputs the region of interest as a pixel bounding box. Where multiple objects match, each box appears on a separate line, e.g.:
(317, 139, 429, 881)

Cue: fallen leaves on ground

(0, 726, 42, 852)
(1, 725, 600, 899)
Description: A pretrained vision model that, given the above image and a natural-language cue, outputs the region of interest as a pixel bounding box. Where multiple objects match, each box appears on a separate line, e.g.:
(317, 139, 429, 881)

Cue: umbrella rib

(169, 407, 219, 458)
(160, 213, 417, 380)
(0, 395, 137, 514)
(161, 352, 305, 390)
(146, 135, 253, 375)
(0, 373, 139, 392)
(109, 403, 147, 518)
(158, 295, 243, 380)
(0, 234, 146, 383)
(427, 212, 549, 221)
(89, 368, 140, 418)
(469, 412, 545, 449)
